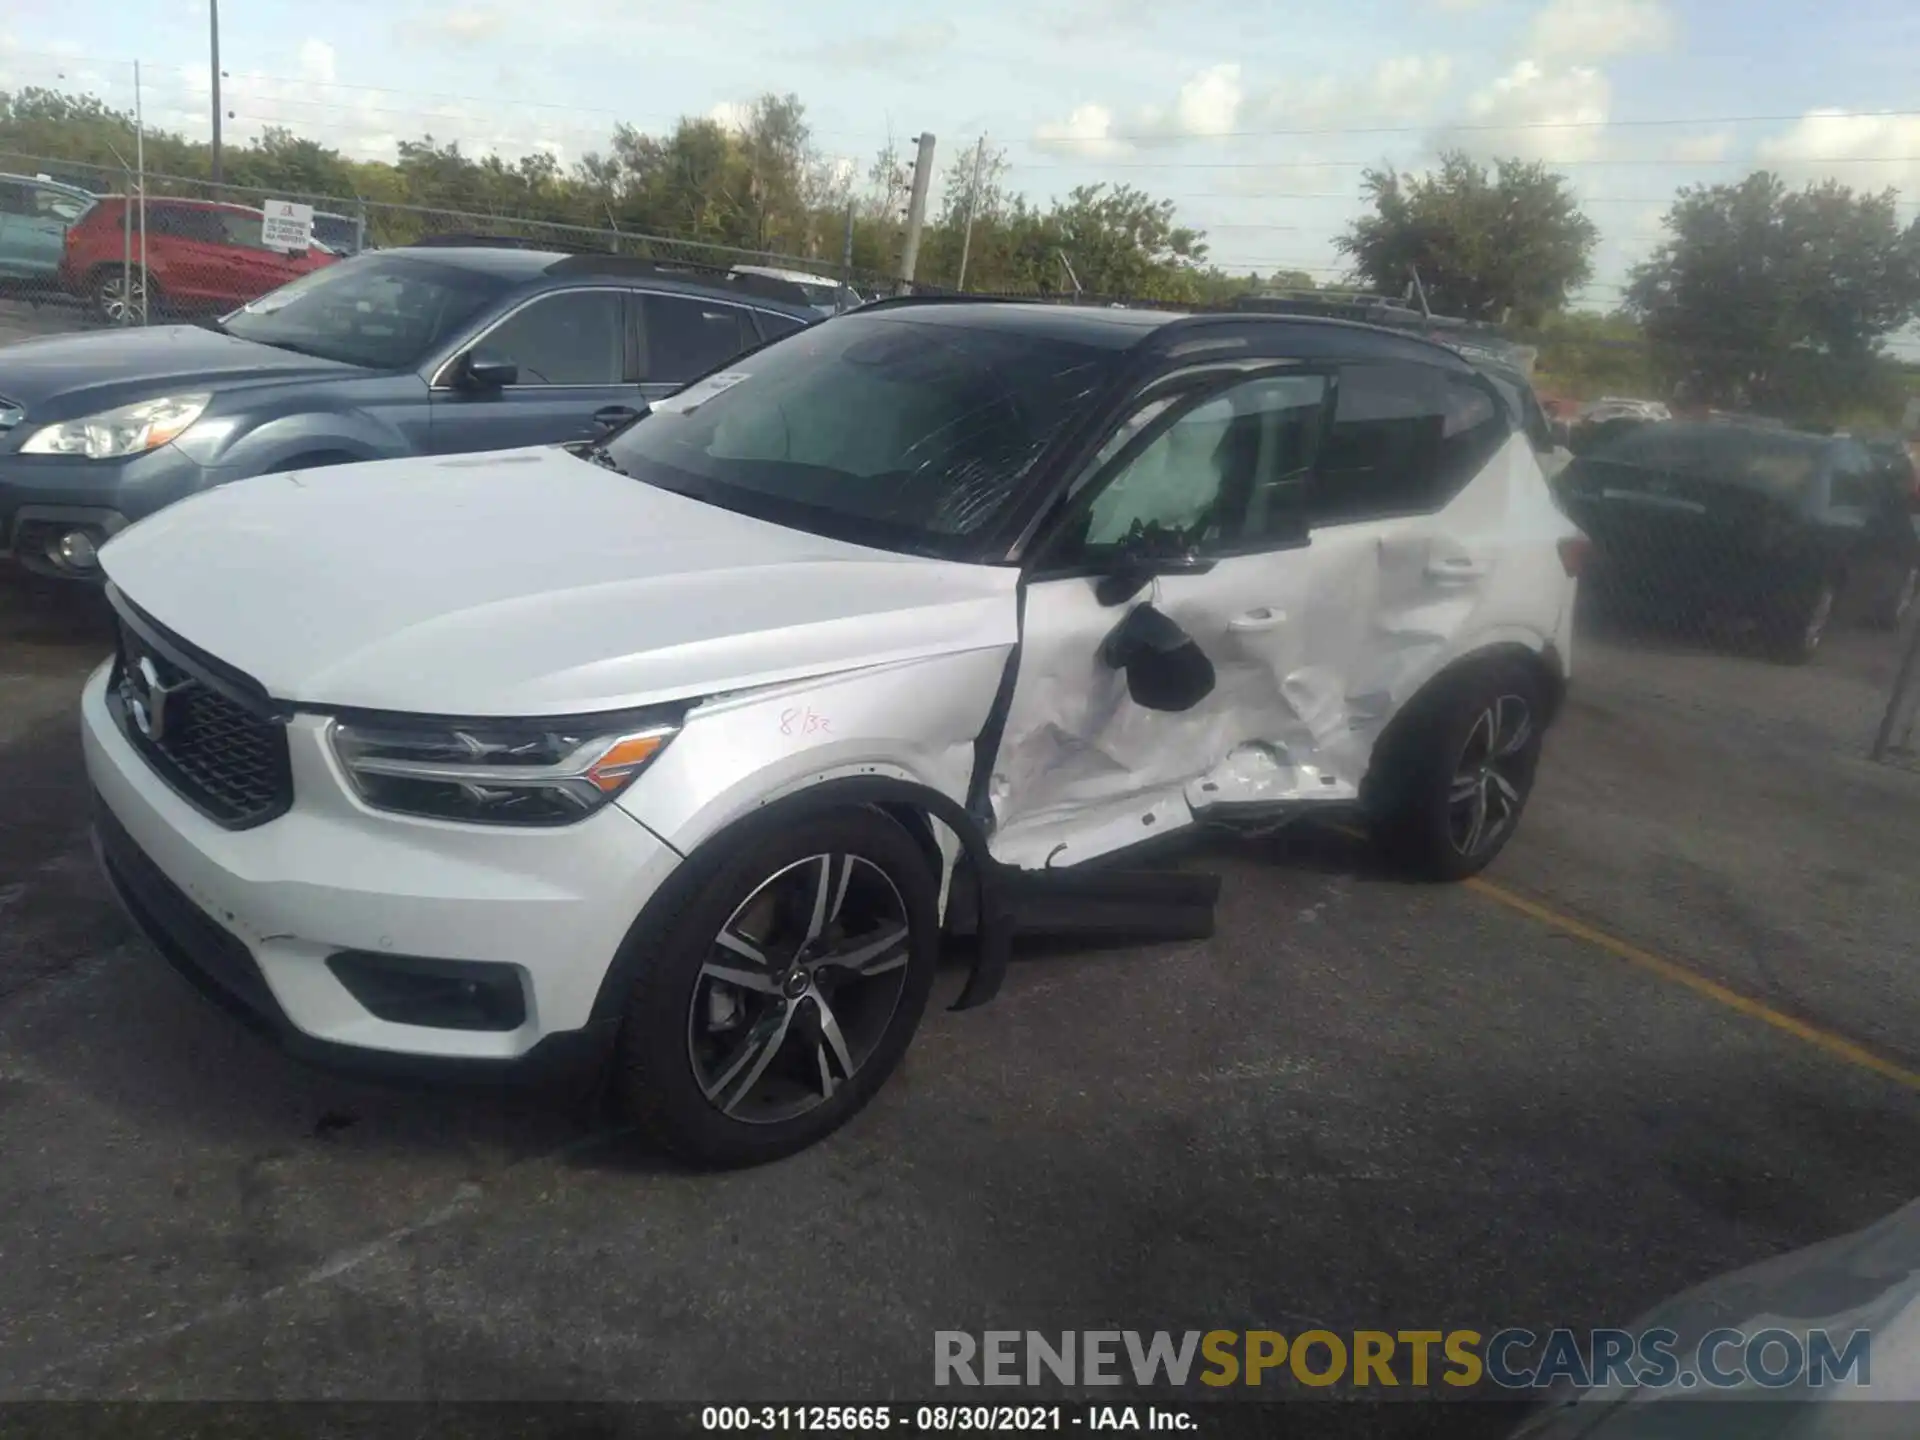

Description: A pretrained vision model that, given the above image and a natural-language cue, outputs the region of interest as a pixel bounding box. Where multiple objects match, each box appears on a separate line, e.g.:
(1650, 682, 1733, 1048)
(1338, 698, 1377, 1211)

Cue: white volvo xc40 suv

(81, 300, 1584, 1167)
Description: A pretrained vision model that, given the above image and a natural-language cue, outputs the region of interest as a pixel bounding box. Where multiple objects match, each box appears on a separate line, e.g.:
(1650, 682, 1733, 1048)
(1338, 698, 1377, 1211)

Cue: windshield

(1590, 424, 1827, 497)
(600, 313, 1122, 558)
(219, 253, 516, 369)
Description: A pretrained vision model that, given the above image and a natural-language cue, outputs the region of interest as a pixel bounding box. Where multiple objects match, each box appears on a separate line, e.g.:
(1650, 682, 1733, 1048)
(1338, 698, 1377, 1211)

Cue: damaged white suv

(82, 299, 1583, 1166)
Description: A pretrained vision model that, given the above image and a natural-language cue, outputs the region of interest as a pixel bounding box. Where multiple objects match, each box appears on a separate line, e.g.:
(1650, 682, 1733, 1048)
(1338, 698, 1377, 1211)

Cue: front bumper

(0, 444, 212, 579)
(80, 660, 684, 1077)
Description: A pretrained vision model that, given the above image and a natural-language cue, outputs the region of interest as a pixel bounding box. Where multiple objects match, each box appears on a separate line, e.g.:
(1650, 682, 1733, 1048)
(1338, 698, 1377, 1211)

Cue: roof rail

(543, 252, 819, 308)
(406, 233, 580, 251)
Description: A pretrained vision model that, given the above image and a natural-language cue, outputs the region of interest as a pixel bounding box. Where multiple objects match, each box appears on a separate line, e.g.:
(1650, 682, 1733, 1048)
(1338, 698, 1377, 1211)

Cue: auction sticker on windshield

(654, 372, 751, 414)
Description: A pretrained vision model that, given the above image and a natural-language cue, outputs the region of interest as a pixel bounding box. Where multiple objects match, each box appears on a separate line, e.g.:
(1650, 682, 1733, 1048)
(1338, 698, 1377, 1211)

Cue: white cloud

(827, 21, 958, 71)
(1669, 129, 1732, 164)
(409, 10, 507, 47)
(1525, 0, 1675, 63)
(297, 38, 336, 86)
(1133, 64, 1242, 143)
(708, 100, 752, 134)
(1757, 110, 1920, 195)
(1364, 55, 1457, 120)
(1450, 59, 1611, 161)
(1033, 102, 1130, 159)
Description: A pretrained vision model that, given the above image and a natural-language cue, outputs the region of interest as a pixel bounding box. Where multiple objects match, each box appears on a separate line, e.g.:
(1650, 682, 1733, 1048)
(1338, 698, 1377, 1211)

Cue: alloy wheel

(1804, 585, 1835, 652)
(1448, 695, 1533, 858)
(96, 272, 146, 325)
(686, 853, 912, 1125)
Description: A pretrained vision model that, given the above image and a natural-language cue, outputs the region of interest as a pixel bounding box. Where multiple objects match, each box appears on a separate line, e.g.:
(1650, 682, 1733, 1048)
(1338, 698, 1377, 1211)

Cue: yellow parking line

(1323, 821, 1920, 1092)
(1463, 877, 1920, 1092)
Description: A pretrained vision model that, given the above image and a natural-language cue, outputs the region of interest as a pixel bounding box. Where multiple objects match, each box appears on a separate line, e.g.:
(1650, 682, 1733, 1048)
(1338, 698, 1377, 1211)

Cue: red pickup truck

(59, 196, 335, 323)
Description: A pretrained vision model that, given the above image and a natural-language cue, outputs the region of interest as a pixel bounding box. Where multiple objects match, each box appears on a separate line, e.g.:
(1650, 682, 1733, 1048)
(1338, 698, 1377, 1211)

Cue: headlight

(19, 393, 213, 459)
(329, 711, 681, 827)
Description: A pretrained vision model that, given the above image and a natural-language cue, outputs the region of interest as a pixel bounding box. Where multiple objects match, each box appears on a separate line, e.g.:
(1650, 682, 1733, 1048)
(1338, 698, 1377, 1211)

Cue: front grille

(108, 614, 293, 830)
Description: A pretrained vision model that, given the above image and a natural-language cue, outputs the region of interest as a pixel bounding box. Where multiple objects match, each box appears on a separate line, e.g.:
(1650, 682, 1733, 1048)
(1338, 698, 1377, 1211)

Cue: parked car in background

(728, 264, 862, 316)
(1580, 397, 1671, 425)
(1859, 431, 1920, 510)
(0, 174, 96, 286)
(57, 197, 338, 323)
(1477, 355, 1574, 482)
(80, 299, 1582, 1166)
(0, 245, 820, 580)
(311, 210, 365, 256)
(1559, 421, 1920, 661)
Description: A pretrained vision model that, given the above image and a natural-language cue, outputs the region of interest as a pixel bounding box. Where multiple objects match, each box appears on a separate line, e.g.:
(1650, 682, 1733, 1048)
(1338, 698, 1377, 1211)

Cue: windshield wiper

(570, 439, 631, 476)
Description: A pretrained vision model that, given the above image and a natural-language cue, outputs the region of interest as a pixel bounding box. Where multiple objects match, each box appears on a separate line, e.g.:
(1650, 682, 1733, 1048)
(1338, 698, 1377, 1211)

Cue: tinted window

(1830, 446, 1877, 508)
(0, 181, 33, 217)
(601, 312, 1120, 558)
(220, 254, 517, 369)
(1309, 363, 1508, 524)
(1591, 424, 1826, 500)
(644, 295, 757, 383)
(216, 209, 267, 249)
(32, 186, 88, 222)
(150, 205, 225, 243)
(1048, 373, 1326, 567)
(480, 290, 625, 385)
(753, 309, 808, 343)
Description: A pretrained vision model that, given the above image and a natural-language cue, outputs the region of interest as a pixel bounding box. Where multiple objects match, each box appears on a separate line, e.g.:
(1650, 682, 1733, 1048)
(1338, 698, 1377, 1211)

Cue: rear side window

(149, 205, 225, 243)
(752, 310, 808, 343)
(215, 209, 268, 249)
(644, 294, 758, 384)
(1308, 363, 1508, 525)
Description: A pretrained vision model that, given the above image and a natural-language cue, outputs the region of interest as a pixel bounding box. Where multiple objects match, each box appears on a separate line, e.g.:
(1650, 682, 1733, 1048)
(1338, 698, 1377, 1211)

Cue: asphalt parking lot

(3, 567, 1918, 1427)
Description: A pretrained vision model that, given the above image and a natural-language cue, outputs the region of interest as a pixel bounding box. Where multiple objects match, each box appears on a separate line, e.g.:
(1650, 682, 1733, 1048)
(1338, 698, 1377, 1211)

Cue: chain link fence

(0, 149, 878, 336)
(1, 144, 1917, 771)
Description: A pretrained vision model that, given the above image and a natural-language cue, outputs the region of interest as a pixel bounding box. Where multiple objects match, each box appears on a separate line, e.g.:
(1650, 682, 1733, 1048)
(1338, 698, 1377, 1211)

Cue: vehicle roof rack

(541, 252, 820, 308)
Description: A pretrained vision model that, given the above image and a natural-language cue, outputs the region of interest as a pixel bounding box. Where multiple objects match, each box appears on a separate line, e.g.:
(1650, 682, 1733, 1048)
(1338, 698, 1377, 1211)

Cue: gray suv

(0, 245, 819, 580)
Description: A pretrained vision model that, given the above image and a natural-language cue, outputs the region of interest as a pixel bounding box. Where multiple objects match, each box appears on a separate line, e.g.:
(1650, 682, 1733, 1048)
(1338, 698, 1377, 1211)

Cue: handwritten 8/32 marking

(780, 706, 832, 738)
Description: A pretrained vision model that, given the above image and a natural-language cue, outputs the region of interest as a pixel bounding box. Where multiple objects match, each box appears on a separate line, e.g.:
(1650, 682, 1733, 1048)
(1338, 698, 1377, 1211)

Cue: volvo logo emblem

(122, 652, 186, 743)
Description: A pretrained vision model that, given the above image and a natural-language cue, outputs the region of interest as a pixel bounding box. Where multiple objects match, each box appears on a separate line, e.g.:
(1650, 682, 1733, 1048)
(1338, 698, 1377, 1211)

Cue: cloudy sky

(3, 0, 1919, 307)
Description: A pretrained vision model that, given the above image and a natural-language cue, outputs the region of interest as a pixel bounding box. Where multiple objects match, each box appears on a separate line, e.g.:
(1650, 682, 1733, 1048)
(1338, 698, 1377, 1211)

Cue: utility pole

(955, 134, 986, 292)
(209, 0, 223, 186)
(841, 198, 856, 283)
(896, 131, 935, 291)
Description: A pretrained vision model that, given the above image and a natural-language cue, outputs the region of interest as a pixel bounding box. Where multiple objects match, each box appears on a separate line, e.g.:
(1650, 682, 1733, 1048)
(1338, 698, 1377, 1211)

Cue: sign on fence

(261, 200, 315, 253)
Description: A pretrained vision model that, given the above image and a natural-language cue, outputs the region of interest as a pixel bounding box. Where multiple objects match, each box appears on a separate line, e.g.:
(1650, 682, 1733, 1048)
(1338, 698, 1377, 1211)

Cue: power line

(1009, 155, 1920, 170)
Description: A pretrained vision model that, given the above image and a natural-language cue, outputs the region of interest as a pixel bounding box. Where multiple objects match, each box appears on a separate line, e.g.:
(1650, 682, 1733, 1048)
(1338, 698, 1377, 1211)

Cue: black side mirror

(1099, 602, 1216, 713)
(461, 348, 518, 390)
(1093, 542, 1215, 607)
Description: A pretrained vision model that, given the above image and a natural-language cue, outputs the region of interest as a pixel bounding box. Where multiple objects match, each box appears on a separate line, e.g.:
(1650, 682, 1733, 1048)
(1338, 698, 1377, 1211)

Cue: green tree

(1626, 172, 1920, 417)
(1336, 151, 1598, 324)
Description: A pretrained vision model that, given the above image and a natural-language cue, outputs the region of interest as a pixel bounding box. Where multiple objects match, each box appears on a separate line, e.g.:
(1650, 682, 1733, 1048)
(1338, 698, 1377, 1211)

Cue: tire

(614, 807, 940, 1169)
(91, 265, 155, 325)
(1871, 565, 1918, 631)
(1765, 577, 1836, 664)
(1364, 659, 1547, 882)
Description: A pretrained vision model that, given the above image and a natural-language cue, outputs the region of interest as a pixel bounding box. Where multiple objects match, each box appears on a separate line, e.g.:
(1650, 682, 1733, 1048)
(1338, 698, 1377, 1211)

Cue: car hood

(98, 446, 1021, 716)
(0, 324, 358, 420)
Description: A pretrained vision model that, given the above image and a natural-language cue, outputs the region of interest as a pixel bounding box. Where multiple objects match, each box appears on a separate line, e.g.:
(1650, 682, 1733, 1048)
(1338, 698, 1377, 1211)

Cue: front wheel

(615, 808, 940, 1168)
(91, 265, 154, 324)
(1365, 662, 1546, 881)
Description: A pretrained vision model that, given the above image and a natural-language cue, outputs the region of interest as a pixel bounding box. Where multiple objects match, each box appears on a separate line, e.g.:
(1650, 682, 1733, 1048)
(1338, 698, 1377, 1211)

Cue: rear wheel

(1365, 661, 1546, 881)
(1871, 565, 1918, 630)
(91, 265, 154, 324)
(615, 808, 939, 1168)
(1766, 577, 1836, 663)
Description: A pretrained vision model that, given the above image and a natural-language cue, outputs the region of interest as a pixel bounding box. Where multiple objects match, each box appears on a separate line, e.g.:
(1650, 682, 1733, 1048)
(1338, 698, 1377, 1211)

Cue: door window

(476, 290, 625, 386)
(215, 209, 269, 249)
(643, 294, 757, 384)
(0, 181, 34, 218)
(149, 205, 226, 243)
(1309, 363, 1508, 525)
(1045, 372, 1328, 568)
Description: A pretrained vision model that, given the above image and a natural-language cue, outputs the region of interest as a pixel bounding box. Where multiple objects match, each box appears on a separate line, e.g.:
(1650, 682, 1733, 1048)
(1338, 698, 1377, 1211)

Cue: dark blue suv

(0, 244, 820, 579)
